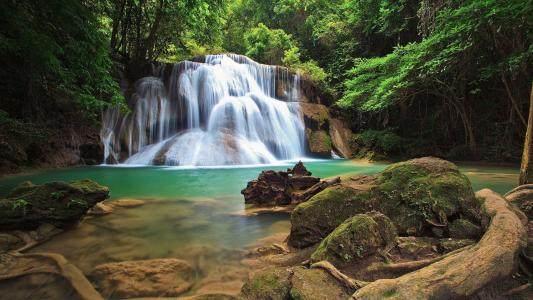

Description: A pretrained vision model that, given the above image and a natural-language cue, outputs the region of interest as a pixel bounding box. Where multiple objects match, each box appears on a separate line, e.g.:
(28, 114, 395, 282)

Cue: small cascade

(101, 54, 306, 166)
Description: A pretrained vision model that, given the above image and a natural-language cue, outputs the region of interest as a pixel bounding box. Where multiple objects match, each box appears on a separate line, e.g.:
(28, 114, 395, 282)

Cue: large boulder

(288, 185, 372, 248)
(89, 258, 194, 298)
(310, 212, 397, 266)
(288, 157, 480, 248)
(0, 179, 109, 229)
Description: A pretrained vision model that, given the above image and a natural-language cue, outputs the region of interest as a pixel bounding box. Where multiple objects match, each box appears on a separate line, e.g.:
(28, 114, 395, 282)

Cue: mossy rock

(0, 179, 109, 230)
(240, 267, 292, 300)
(289, 266, 353, 299)
(288, 157, 480, 248)
(448, 219, 482, 239)
(310, 212, 397, 265)
(370, 157, 479, 235)
(306, 129, 332, 157)
(288, 185, 372, 248)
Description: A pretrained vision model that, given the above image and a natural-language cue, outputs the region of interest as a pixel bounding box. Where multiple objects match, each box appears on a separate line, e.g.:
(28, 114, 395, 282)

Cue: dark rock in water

(0, 179, 109, 230)
(310, 212, 397, 266)
(90, 258, 194, 298)
(241, 162, 320, 206)
(288, 157, 480, 248)
(287, 161, 312, 176)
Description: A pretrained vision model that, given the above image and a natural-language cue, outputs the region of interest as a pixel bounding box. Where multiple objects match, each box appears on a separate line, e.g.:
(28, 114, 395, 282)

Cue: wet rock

(310, 212, 397, 266)
(448, 219, 483, 239)
(289, 266, 353, 299)
(241, 162, 320, 206)
(288, 157, 480, 248)
(287, 161, 312, 177)
(0, 179, 109, 230)
(89, 258, 194, 298)
(240, 267, 292, 300)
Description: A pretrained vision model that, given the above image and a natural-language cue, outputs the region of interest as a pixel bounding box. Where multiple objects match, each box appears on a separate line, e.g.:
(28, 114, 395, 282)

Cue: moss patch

(0, 179, 109, 229)
(311, 212, 397, 265)
(240, 267, 292, 300)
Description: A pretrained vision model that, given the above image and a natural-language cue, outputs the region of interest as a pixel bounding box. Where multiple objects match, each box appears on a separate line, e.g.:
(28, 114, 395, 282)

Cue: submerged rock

(241, 162, 320, 206)
(288, 157, 480, 248)
(310, 212, 397, 266)
(0, 179, 109, 229)
(89, 258, 194, 298)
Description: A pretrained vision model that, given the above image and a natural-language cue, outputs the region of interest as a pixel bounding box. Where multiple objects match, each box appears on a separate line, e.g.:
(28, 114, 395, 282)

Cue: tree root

(311, 260, 369, 290)
(367, 245, 473, 276)
(351, 189, 527, 299)
(1, 252, 103, 300)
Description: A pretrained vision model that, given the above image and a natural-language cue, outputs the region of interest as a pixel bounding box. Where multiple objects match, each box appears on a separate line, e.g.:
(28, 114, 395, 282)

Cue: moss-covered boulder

(240, 267, 292, 300)
(288, 157, 480, 248)
(288, 185, 373, 248)
(370, 157, 479, 235)
(0, 179, 109, 229)
(310, 212, 397, 265)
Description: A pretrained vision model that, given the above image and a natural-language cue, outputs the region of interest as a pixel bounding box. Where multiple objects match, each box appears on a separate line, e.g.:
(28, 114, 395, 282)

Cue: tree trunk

(519, 83, 533, 185)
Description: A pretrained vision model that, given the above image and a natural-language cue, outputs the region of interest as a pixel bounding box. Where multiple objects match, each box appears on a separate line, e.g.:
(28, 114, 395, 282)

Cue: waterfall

(101, 54, 306, 166)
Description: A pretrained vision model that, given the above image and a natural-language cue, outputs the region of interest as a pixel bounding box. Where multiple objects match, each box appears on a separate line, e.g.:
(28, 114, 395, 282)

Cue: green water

(0, 160, 519, 295)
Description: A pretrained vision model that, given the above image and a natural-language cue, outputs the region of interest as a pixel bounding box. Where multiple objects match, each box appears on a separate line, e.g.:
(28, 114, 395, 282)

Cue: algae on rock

(0, 179, 109, 229)
(311, 212, 397, 266)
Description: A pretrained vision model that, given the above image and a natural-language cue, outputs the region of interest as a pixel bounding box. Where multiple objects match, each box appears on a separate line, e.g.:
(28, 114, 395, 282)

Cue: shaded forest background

(0, 0, 531, 171)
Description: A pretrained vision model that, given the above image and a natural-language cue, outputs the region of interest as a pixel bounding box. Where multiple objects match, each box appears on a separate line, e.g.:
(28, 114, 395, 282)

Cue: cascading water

(101, 54, 306, 166)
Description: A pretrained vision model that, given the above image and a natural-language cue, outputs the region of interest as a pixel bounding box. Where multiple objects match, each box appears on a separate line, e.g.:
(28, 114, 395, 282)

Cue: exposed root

(351, 189, 527, 299)
(1, 252, 103, 300)
(311, 260, 369, 290)
(367, 245, 473, 276)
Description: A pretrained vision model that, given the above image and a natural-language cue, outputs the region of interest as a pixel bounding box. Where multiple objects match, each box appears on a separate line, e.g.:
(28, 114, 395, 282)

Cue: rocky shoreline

(0, 157, 531, 299)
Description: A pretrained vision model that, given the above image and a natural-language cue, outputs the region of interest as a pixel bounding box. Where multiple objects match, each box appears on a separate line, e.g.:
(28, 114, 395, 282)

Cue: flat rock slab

(90, 258, 195, 298)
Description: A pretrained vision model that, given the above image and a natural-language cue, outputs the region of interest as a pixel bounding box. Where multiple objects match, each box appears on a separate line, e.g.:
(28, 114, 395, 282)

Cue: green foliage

(244, 23, 297, 65)
(0, 0, 124, 122)
(11, 199, 30, 216)
(341, 0, 532, 112)
(354, 129, 404, 155)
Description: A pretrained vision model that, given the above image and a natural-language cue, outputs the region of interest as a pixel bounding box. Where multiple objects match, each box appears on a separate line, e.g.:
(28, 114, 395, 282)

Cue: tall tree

(520, 84, 533, 185)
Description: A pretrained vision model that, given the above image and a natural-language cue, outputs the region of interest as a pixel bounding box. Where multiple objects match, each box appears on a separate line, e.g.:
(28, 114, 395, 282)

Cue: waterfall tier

(101, 54, 306, 166)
